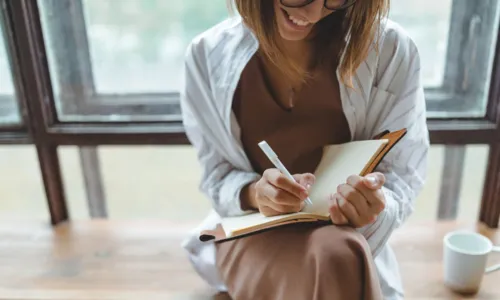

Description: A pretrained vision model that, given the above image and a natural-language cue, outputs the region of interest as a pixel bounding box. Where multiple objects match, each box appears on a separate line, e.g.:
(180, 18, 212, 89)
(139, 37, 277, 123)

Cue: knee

(307, 226, 371, 269)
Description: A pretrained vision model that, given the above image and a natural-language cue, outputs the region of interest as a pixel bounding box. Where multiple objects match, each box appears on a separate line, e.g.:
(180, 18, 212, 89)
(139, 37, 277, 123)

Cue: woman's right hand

(249, 169, 315, 217)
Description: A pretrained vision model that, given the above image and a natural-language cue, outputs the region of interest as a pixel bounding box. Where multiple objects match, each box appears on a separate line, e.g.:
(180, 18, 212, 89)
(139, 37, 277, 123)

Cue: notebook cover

(361, 128, 407, 176)
(200, 218, 328, 243)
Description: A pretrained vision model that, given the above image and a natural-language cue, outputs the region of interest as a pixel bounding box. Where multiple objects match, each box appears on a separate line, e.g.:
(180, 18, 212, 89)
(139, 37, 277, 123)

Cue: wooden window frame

(0, 0, 499, 227)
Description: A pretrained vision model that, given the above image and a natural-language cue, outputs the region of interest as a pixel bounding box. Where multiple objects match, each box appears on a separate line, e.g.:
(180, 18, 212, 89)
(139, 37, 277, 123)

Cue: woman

(181, 0, 429, 299)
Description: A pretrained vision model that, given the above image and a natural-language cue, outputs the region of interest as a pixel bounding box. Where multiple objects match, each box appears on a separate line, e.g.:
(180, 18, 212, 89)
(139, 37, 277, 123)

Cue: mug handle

(486, 264, 500, 273)
(486, 246, 500, 273)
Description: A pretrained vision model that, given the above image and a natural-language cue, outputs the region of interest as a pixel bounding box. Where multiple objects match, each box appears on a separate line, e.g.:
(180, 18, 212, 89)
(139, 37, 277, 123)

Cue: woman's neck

(281, 38, 311, 70)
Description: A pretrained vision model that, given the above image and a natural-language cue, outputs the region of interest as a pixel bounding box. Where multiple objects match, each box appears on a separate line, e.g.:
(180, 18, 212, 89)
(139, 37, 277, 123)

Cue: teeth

(288, 15, 310, 27)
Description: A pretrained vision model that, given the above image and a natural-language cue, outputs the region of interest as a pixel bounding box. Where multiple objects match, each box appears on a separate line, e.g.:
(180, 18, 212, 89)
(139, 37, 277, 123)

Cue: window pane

(0, 146, 48, 221)
(390, 0, 452, 88)
(38, 0, 228, 122)
(59, 146, 90, 220)
(84, 1, 227, 94)
(409, 145, 444, 221)
(0, 14, 21, 125)
(457, 145, 489, 221)
(405, 145, 488, 223)
(391, 0, 500, 118)
(99, 146, 210, 222)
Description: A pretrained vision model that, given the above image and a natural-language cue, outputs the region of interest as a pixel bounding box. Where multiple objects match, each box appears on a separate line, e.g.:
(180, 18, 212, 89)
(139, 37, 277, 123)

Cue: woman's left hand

(328, 172, 386, 228)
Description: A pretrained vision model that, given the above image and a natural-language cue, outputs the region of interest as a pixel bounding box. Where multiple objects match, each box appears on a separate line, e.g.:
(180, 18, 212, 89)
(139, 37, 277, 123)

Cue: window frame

(0, 0, 498, 227)
(33, 0, 500, 146)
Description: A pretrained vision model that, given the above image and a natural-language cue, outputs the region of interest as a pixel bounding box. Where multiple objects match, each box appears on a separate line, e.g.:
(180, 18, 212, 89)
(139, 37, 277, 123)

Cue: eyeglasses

(280, 0, 357, 11)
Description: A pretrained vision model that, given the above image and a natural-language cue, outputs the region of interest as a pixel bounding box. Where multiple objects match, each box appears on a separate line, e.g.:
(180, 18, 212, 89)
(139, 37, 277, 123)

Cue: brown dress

(216, 53, 383, 300)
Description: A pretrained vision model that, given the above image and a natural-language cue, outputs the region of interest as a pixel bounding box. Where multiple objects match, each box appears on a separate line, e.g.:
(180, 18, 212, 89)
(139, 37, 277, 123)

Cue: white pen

(258, 141, 313, 206)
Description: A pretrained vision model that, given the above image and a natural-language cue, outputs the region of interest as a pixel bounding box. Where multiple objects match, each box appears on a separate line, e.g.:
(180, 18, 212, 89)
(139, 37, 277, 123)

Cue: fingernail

(301, 191, 308, 199)
(336, 195, 345, 206)
(306, 184, 312, 191)
(366, 175, 378, 186)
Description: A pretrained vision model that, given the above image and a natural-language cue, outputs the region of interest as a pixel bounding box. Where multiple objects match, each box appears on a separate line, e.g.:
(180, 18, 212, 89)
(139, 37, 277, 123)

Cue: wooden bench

(0, 221, 498, 300)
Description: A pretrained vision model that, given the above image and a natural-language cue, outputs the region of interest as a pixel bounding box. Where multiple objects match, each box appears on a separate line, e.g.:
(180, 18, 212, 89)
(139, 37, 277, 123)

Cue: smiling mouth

(281, 8, 312, 29)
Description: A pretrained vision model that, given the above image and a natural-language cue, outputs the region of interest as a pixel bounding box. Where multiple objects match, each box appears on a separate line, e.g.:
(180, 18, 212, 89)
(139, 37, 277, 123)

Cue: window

(0, 0, 498, 228)
(37, 0, 500, 123)
(0, 11, 21, 125)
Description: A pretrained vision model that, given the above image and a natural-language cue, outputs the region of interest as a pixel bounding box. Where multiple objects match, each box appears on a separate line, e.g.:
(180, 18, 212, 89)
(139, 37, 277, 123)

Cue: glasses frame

(280, 0, 357, 11)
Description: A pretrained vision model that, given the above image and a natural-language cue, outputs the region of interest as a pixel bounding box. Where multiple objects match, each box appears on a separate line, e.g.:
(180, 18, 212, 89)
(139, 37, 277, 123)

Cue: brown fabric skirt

(216, 223, 383, 300)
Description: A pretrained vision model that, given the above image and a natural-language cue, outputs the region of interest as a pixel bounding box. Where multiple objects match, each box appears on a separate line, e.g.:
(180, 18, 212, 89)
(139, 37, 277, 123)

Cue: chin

(278, 28, 310, 41)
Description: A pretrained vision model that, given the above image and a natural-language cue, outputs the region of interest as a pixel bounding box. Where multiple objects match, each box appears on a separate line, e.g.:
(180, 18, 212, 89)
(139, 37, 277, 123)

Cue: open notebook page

(221, 139, 388, 237)
(220, 212, 315, 237)
(304, 139, 388, 215)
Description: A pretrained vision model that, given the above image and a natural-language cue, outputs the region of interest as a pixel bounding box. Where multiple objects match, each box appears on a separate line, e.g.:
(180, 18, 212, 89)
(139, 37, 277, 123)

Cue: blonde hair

(229, 0, 389, 86)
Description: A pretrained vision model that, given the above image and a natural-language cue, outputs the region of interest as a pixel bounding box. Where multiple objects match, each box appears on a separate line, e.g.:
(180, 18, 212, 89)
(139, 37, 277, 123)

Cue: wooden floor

(0, 221, 499, 300)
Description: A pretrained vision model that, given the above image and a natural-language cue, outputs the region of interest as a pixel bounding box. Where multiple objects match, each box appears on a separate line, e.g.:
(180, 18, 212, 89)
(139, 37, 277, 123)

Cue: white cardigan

(180, 16, 429, 300)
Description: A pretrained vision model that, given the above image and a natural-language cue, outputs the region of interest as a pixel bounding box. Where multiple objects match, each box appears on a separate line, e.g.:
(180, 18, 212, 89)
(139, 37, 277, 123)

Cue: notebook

(199, 129, 407, 242)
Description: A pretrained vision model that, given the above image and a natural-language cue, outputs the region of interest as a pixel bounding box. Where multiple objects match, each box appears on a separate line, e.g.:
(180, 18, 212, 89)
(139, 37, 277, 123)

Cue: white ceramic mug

(443, 230, 500, 294)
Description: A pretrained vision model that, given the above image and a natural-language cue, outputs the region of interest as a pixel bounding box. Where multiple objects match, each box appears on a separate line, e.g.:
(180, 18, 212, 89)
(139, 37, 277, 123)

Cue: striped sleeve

(356, 24, 430, 257)
(181, 39, 260, 218)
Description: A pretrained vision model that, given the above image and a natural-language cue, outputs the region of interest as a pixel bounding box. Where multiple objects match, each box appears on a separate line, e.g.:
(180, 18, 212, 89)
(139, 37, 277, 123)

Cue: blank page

(304, 139, 388, 215)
